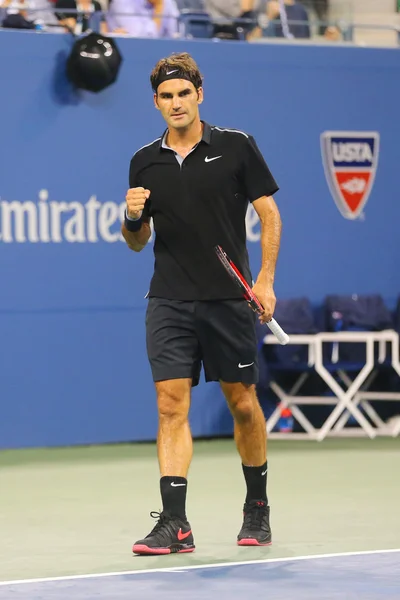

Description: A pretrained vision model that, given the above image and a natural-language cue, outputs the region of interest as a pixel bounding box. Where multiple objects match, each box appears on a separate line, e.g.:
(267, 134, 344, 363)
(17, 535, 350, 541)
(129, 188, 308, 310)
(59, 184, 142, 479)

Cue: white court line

(1, 548, 399, 587)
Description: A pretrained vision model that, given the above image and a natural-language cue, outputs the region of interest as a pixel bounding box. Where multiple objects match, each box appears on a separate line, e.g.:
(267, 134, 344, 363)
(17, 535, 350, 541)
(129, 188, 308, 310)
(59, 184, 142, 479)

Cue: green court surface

(1, 438, 399, 583)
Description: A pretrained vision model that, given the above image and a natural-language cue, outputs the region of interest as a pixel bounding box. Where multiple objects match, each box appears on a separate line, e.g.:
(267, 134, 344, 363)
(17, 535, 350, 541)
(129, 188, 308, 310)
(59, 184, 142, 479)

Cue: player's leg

(220, 381, 267, 468)
(198, 299, 271, 546)
(220, 381, 271, 545)
(132, 298, 200, 556)
(156, 378, 193, 478)
(156, 377, 193, 526)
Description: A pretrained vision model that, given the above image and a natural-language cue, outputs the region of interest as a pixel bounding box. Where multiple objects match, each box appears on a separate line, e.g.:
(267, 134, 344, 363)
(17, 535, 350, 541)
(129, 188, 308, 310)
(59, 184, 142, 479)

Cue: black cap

(67, 33, 123, 93)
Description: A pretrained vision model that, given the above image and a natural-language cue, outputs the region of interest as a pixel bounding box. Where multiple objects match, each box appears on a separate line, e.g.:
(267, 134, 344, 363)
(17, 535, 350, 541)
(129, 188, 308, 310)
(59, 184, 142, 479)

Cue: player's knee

(228, 389, 257, 424)
(157, 387, 189, 423)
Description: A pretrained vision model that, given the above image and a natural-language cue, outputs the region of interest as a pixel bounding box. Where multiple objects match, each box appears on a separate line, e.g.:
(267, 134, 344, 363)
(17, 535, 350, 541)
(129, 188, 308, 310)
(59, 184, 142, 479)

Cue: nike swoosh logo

(204, 155, 222, 163)
(170, 482, 187, 487)
(238, 362, 254, 368)
(261, 469, 268, 476)
(166, 69, 178, 75)
(177, 528, 192, 541)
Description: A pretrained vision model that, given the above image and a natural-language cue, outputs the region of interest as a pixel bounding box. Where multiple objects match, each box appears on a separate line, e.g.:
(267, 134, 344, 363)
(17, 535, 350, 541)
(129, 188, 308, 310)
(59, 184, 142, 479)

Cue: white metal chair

(264, 330, 400, 440)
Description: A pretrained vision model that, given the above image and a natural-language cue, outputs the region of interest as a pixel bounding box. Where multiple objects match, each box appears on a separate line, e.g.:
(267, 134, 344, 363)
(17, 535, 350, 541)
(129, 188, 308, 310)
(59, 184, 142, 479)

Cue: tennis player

(122, 52, 282, 555)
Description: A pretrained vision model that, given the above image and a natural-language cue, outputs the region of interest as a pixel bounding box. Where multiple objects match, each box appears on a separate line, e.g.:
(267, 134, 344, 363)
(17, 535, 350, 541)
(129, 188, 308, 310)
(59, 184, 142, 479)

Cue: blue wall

(1, 32, 399, 448)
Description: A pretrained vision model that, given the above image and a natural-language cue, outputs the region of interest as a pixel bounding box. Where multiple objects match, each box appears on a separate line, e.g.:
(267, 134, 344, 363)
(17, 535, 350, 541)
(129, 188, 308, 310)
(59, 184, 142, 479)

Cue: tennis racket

(215, 245, 289, 345)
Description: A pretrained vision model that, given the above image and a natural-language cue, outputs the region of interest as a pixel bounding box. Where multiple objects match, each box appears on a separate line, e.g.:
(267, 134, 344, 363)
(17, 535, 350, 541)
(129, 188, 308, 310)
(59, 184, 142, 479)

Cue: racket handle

(266, 318, 290, 345)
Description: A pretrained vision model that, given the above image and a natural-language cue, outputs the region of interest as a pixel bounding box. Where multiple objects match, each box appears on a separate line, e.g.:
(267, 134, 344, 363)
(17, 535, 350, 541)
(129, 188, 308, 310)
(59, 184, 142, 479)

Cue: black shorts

(145, 297, 258, 386)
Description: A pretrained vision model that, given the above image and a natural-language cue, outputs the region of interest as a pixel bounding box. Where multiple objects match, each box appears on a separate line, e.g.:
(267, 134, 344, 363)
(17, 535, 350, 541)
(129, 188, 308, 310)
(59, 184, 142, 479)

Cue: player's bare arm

(251, 195, 282, 323)
(121, 187, 152, 252)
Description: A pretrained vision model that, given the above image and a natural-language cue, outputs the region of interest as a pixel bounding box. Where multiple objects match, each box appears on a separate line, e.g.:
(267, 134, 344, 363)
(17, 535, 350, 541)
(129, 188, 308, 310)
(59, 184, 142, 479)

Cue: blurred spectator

(1, 0, 62, 28)
(174, 0, 204, 8)
(324, 24, 340, 41)
(1, 0, 36, 28)
(204, 0, 259, 39)
(106, 0, 179, 37)
(204, 0, 256, 21)
(301, 0, 327, 34)
(267, 0, 310, 39)
(55, 0, 108, 33)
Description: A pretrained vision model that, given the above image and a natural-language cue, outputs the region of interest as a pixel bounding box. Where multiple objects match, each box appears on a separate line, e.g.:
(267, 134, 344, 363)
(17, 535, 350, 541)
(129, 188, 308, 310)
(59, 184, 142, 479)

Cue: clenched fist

(126, 187, 151, 220)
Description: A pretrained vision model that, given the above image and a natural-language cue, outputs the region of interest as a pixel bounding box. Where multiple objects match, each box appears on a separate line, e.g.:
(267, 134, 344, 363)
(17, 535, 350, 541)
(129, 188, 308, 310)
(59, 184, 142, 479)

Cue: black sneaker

(132, 511, 195, 555)
(237, 500, 272, 546)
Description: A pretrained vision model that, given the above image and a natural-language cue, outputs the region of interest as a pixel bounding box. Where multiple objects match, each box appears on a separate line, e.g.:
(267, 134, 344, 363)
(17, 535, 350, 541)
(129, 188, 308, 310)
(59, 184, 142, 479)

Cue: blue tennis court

(1, 550, 399, 600)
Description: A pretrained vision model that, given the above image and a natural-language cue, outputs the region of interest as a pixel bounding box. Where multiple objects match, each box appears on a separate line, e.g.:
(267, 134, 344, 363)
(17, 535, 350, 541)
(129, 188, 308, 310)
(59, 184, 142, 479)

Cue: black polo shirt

(129, 121, 279, 301)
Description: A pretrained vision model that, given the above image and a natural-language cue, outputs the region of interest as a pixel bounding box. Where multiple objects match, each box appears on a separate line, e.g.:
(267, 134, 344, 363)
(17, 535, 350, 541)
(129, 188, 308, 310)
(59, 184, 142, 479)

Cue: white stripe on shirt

(133, 137, 162, 156)
(212, 127, 249, 138)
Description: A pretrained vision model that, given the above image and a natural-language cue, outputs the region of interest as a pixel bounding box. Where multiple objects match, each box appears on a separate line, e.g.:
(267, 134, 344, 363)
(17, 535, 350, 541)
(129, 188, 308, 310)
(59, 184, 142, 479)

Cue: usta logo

(331, 143, 373, 163)
(321, 131, 380, 220)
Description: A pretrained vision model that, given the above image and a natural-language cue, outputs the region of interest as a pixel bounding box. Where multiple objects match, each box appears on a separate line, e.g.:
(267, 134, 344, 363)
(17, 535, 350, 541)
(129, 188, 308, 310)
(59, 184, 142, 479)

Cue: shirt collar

(160, 120, 212, 150)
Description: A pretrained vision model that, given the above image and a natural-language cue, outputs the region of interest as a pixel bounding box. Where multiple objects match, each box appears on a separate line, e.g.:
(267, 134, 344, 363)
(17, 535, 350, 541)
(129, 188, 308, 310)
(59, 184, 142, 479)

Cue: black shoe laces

(148, 511, 169, 536)
(243, 502, 268, 531)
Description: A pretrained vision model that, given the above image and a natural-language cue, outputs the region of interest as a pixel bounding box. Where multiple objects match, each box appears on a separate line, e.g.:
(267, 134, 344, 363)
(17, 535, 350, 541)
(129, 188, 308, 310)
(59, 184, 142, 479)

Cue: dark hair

(150, 52, 203, 92)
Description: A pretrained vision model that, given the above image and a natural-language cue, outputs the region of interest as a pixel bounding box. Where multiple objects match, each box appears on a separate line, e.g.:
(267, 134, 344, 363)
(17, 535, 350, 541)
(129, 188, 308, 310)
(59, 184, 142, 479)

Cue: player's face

(154, 79, 203, 130)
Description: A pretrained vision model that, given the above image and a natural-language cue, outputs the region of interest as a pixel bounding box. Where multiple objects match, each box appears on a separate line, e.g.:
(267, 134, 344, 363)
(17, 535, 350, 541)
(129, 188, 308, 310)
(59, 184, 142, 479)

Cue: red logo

(177, 528, 192, 541)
